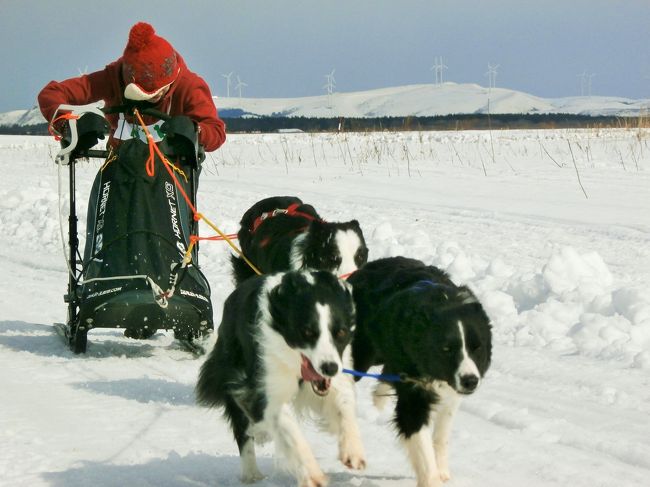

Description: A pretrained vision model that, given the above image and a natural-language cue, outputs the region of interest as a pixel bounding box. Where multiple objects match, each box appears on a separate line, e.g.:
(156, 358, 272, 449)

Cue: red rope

(134, 111, 242, 249)
(145, 135, 156, 177)
(251, 202, 323, 233)
(48, 112, 79, 141)
(132, 110, 262, 276)
(134, 110, 198, 216)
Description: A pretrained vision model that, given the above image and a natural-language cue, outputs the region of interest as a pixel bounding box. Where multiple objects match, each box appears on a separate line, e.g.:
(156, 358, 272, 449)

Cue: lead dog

(196, 270, 366, 486)
(347, 257, 492, 487)
(231, 196, 368, 285)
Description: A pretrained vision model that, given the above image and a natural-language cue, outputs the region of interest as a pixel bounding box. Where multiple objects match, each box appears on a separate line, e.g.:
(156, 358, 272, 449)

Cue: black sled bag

(78, 138, 213, 338)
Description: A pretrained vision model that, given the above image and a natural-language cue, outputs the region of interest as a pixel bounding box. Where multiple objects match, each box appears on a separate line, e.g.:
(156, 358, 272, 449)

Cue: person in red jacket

(38, 22, 226, 153)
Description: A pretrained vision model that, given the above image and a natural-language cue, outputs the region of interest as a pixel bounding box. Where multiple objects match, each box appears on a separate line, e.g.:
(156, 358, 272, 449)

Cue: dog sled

(52, 102, 213, 354)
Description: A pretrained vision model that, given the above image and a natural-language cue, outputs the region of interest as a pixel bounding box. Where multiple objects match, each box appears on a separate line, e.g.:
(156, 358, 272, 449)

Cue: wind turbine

(485, 63, 499, 91)
(235, 75, 248, 99)
(323, 69, 336, 107)
(323, 69, 336, 94)
(587, 73, 596, 97)
(222, 72, 234, 97)
(77, 66, 89, 76)
(430, 56, 448, 85)
(577, 70, 587, 96)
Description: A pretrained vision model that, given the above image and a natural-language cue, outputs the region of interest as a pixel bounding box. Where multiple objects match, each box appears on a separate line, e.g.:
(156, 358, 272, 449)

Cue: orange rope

(48, 112, 79, 141)
(191, 233, 239, 242)
(145, 137, 156, 177)
(132, 109, 261, 275)
(133, 110, 197, 212)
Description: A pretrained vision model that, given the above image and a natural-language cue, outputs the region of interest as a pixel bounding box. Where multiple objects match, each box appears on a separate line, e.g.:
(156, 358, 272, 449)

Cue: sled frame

(56, 105, 205, 354)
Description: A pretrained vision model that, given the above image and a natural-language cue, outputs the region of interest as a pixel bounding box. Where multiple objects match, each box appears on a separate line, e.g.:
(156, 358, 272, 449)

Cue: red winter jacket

(38, 53, 226, 152)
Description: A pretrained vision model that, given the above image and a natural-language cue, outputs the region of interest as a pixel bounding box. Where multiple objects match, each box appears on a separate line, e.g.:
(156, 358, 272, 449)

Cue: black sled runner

(52, 103, 213, 354)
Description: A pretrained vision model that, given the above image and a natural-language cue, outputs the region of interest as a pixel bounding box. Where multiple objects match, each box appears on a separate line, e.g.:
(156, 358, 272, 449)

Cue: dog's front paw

(300, 469, 328, 487)
(340, 450, 366, 470)
(416, 477, 443, 487)
(241, 470, 265, 484)
(339, 434, 366, 470)
(339, 440, 366, 470)
(435, 446, 450, 481)
(439, 468, 451, 482)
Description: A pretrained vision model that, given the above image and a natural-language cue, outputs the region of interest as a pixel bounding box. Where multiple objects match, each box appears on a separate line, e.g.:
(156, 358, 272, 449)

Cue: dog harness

(251, 202, 322, 233)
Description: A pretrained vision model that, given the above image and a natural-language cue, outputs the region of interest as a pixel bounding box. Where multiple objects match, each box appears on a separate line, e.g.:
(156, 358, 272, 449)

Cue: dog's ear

(267, 283, 287, 324)
(457, 286, 478, 305)
(273, 271, 312, 304)
(268, 273, 303, 323)
(308, 218, 327, 234)
(306, 220, 333, 257)
(268, 272, 317, 327)
(348, 219, 361, 229)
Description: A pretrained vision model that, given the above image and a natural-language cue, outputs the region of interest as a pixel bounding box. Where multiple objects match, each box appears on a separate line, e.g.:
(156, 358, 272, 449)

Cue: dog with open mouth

(196, 269, 365, 486)
(347, 256, 492, 487)
(231, 195, 368, 285)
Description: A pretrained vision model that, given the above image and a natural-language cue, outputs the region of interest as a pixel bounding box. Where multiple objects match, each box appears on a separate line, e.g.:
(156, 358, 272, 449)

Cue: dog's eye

(335, 328, 348, 339)
(303, 329, 315, 338)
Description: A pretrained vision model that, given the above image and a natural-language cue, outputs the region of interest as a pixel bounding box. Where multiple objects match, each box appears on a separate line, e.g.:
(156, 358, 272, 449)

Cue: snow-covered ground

(1, 127, 649, 486)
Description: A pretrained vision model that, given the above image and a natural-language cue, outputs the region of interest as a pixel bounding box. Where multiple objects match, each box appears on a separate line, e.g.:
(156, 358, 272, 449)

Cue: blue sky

(1, 0, 649, 111)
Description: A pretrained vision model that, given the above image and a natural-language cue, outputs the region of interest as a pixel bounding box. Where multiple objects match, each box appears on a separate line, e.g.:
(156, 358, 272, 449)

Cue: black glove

(160, 115, 198, 162)
(161, 115, 197, 141)
(61, 112, 109, 151)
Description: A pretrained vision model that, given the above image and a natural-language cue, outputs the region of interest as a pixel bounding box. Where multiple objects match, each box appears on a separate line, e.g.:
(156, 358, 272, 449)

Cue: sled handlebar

(53, 103, 177, 165)
(53, 102, 107, 165)
(102, 104, 172, 122)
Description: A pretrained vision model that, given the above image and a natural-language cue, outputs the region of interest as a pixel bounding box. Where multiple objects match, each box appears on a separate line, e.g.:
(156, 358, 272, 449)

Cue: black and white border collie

(231, 196, 368, 285)
(196, 270, 366, 486)
(347, 257, 492, 487)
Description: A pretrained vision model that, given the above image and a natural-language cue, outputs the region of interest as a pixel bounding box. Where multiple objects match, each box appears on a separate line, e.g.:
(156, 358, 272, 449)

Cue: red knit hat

(122, 22, 180, 100)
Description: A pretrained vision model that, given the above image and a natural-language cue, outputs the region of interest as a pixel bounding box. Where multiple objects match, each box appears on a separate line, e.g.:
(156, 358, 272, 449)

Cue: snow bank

(361, 210, 650, 368)
(431, 242, 650, 368)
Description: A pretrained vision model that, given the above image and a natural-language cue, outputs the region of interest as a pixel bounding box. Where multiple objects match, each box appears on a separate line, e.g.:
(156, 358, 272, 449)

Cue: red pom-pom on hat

(122, 22, 179, 98)
(128, 22, 155, 50)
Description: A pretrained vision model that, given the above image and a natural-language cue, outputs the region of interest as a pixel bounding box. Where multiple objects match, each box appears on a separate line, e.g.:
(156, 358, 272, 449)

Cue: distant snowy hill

(0, 108, 48, 127)
(215, 83, 649, 118)
(3, 82, 648, 126)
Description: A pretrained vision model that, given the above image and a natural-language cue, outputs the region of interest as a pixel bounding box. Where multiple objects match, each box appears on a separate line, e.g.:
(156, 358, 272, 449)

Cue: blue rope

(342, 368, 402, 382)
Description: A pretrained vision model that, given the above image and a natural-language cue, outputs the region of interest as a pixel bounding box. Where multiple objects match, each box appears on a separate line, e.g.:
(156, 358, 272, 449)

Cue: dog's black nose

(460, 374, 479, 392)
(320, 361, 339, 377)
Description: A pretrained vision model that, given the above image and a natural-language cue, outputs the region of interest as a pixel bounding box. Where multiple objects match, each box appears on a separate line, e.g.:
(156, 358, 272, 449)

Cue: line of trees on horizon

(0, 113, 646, 136)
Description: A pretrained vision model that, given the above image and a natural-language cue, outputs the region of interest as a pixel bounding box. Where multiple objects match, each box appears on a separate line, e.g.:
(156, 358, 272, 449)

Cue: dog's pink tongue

(300, 354, 324, 381)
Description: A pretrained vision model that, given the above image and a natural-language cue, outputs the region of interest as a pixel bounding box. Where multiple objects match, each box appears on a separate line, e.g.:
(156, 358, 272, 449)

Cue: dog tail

(231, 254, 257, 285)
(196, 348, 226, 408)
(196, 343, 250, 412)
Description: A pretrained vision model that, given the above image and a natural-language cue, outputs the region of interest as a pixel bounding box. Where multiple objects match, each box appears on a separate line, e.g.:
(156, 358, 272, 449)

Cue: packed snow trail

(1, 130, 649, 486)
